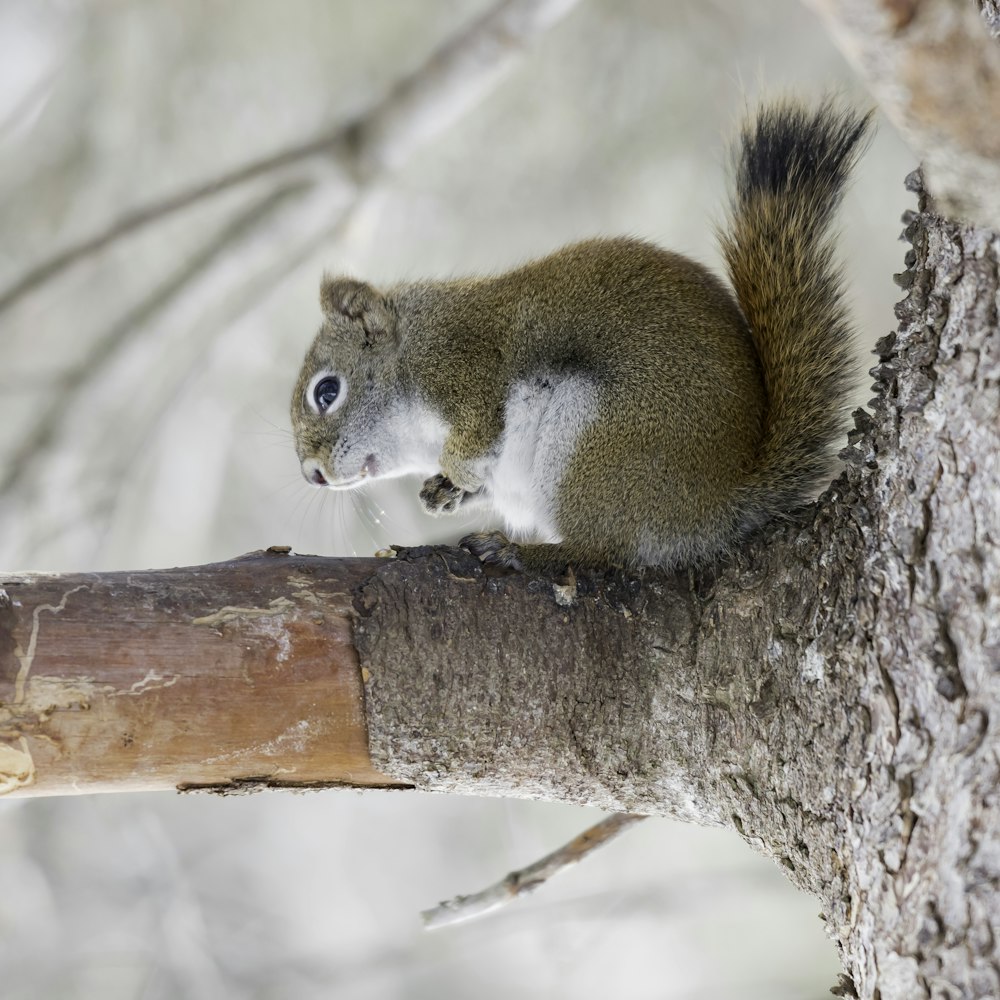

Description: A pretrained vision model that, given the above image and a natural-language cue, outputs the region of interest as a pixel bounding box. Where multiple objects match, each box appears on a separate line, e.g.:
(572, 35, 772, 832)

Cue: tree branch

(0, 137, 346, 316)
(0, 549, 400, 796)
(421, 812, 645, 929)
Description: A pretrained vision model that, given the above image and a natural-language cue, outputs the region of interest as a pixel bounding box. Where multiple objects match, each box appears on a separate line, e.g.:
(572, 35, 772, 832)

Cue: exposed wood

(0, 549, 400, 797)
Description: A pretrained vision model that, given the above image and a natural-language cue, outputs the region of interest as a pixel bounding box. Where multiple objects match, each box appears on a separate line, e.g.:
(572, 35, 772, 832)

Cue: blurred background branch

(807, 0, 1000, 228)
(0, 0, 582, 318)
(0, 0, 584, 560)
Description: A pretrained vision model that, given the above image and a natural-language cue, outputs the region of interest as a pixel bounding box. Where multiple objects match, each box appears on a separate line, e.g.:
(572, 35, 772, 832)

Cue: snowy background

(0, 1, 914, 997)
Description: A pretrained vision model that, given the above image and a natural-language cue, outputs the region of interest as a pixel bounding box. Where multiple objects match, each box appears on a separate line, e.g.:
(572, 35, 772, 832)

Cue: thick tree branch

(0, 549, 399, 796)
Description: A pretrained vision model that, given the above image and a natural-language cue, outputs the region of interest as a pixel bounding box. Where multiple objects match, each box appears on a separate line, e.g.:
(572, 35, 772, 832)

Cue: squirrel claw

(419, 474, 465, 516)
(460, 531, 524, 571)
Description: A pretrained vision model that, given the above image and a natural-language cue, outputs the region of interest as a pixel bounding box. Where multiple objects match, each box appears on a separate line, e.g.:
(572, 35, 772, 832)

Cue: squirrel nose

(302, 460, 329, 487)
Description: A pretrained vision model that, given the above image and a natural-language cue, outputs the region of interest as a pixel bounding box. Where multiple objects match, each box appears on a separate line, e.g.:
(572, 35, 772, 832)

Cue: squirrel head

(290, 276, 408, 490)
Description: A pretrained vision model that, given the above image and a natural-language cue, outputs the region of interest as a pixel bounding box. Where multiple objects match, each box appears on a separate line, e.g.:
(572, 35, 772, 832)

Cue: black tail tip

(735, 100, 875, 203)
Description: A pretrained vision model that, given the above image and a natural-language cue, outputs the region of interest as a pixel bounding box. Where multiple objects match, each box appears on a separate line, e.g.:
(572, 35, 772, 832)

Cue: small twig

(421, 812, 646, 930)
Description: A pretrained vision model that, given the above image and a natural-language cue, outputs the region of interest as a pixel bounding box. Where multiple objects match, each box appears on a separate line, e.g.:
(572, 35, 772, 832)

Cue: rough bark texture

(841, 176, 1000, 998)
(979, 0, 1000, 37)
(805, 0, 1000, 231)
(1, 186, 997, 995)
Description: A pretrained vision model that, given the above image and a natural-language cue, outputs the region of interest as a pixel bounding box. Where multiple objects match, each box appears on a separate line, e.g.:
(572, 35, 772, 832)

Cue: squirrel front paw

(419, 474, 466, 516)
(460, 531, 524, 571)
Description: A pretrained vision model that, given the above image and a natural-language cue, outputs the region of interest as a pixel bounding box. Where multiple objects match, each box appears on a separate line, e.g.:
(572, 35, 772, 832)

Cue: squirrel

(290, 101, 872, 574)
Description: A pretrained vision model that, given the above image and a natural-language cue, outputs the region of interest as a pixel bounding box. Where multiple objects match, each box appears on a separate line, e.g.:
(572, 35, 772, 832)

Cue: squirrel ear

(320, 276, 394, 344)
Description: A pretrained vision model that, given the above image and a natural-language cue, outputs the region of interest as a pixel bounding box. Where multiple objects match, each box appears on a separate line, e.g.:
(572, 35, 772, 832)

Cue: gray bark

(359, 175, 1000, 999)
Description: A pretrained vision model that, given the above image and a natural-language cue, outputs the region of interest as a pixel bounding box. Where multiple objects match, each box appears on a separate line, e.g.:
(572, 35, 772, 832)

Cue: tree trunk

(1, 179, 997, 997)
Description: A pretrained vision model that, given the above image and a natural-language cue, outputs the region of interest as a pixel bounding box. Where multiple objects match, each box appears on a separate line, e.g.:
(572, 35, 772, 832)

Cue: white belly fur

(486, 374, 600, 542)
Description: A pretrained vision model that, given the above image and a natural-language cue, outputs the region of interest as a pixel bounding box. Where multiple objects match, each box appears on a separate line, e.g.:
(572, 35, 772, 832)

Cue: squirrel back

(719, 102, 873, 533)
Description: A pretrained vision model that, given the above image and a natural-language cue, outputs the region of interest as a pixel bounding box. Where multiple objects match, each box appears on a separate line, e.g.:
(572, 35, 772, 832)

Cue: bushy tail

(718, 101, 873, 526)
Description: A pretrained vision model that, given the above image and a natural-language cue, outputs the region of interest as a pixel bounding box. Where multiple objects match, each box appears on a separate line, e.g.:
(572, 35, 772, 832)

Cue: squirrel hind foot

(461, 531, 524, 571)
(462, 535, 599, 578)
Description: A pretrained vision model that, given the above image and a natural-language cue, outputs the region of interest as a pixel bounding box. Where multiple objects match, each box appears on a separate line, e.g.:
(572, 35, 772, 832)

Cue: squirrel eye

(308, 373, 346, 414)
(314, 376, 341, 412)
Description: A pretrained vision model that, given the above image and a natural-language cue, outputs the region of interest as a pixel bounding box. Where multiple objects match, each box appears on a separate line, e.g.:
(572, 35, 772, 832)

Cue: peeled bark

(1, 180, 997, 997)
(0, 549, 396, 796)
